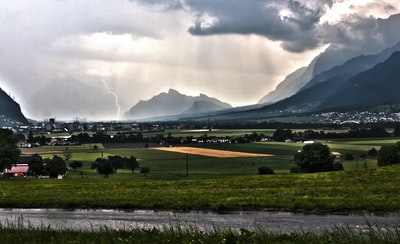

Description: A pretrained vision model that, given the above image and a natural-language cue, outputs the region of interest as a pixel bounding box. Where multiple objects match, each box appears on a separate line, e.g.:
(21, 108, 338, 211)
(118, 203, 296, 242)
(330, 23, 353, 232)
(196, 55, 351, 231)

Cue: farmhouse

(4, 164, 29, 178)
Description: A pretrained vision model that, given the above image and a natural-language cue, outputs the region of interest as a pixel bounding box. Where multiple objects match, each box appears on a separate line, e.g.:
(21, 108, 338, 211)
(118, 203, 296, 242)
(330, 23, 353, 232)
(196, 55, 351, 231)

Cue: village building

(4, 164, 29, 178)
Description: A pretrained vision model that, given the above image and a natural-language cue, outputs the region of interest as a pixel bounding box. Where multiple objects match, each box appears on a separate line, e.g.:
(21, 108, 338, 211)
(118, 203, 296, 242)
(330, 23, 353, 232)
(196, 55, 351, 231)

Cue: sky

(0, 0, 400, 121)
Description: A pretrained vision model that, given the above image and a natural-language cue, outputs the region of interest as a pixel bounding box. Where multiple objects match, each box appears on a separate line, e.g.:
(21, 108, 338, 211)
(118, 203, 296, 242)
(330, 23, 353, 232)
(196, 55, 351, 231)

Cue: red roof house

(4, 164, 29, 177)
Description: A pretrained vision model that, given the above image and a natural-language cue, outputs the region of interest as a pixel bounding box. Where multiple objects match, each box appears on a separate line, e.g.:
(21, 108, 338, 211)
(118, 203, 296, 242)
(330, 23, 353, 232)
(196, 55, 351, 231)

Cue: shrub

(258, 166, 274, 175)
(377, 145, 399, 166)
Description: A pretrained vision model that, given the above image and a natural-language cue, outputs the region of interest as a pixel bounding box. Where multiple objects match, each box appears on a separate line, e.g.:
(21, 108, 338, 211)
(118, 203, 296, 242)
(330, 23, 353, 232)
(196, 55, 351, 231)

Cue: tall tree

(126, 156, 139, 174)
(0, 129, 20, 171)
(293, 143, 337, 173)
(63, 147, 72, 164)
(44, 155, 67, 178)
(96, 158, 114, 178)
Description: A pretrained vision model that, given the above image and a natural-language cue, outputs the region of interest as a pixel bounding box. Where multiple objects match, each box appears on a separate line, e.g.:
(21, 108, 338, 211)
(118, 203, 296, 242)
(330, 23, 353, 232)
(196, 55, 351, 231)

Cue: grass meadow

(3, 136, 400, 212)
(3, 134, 400, 242)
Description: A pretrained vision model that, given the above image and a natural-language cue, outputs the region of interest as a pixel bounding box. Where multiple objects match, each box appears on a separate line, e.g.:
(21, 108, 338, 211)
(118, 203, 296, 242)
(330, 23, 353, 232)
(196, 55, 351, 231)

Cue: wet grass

(1, 165, 400, 212)
(0, 223, 399, 244)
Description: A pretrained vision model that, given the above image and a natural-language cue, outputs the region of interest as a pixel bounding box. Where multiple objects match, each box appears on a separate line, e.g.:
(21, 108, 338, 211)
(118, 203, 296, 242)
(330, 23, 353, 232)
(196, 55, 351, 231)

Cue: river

(0, 209, 398, 233)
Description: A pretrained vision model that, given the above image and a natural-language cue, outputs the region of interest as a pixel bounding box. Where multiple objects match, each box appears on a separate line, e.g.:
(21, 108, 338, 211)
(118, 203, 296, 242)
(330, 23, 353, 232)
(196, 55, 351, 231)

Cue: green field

(3, 135, 400, 241)
(0, 136, 400, 211)
(21, 136, 394, 178)
(1, 136, 399, 212)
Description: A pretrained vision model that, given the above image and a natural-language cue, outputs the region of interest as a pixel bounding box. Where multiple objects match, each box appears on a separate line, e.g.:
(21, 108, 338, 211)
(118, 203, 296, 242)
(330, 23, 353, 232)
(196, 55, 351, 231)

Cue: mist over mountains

(125, 89, 231, 120)
(123, 31, 400, 121)
(3, 13, 400, 124)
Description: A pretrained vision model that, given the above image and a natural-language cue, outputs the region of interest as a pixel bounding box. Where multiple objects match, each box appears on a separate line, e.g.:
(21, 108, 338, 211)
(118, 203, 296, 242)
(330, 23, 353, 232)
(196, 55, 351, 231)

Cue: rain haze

(0, 0, 399, 121)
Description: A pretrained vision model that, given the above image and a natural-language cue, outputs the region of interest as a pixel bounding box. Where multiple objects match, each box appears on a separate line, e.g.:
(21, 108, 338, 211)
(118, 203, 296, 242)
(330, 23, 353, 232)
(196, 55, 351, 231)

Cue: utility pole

(186, 153, 189, 177)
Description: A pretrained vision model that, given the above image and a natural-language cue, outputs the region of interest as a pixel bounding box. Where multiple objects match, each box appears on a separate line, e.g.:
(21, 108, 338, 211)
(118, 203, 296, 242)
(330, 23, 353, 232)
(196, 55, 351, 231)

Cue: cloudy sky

(0, 0, 399, 121)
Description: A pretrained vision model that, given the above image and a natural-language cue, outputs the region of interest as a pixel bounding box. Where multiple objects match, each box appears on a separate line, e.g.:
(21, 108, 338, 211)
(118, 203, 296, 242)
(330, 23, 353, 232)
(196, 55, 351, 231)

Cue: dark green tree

(27, 154, 44, 177)
(344, 153, 354, 161)
(107, 155, 124, 172)
(69, 161, 83, 171)
(29, 161, 45, 177)
(272, 129, 293, 142)
(367, 147, 378, 157)
(126, 156, 139, 173)
(44, 155, 67, 178)
(292, 143, 338, 173)
(140, 167, 150, 177)
(393, 125, 400, 137)
(63, 147, 72, 164)
(377, 145, 399, 166)
(0, 129, 21, 171)
(96, 158, 114, 178)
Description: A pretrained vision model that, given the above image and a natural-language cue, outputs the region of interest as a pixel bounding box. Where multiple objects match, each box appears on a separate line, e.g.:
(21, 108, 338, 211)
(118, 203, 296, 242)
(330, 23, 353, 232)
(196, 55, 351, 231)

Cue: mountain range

(123, 38, 400, 122)
(253, 41, 400, 113)
(125, 89, 231, 120)
(200, 48, 400, 121)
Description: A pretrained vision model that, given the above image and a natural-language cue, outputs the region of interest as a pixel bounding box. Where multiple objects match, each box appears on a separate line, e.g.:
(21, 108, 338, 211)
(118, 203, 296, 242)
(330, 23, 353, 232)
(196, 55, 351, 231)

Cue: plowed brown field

(152, 146, 273, 158)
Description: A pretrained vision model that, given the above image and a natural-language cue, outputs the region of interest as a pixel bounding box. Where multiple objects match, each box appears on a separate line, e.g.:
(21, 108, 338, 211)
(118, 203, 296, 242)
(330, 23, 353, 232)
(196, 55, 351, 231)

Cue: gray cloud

(139, 0, 399, 54)
(0, 0, 399, 121)
(134, 0, 331, 52)
(184, 0, 333, 52)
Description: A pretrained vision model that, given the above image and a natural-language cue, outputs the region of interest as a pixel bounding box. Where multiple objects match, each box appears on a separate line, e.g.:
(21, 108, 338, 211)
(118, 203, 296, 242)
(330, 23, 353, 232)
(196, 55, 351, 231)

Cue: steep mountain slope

(181, 100, 230, 115)
(317, 51, 400, 111)
(257, 40, 400, 113)
(258, 66, 310, 104)
(301, 41, 400, 91)
(258, 14, 400, 105)
(0, 88, 28, 124)
(125, 89, 231, 120)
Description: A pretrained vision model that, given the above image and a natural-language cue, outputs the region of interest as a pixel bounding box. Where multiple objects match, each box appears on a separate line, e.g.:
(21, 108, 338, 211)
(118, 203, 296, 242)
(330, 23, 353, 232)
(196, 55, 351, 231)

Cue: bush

(344, 154, 354, 161)
(332, 162, 344, 171)
(258, 166, 274, 175)
(377, 145, 399, 166)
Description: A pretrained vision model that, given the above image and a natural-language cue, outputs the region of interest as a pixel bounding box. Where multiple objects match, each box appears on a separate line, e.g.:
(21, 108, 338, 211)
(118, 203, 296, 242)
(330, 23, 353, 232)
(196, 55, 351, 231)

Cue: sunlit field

(20, 135, 392, 178)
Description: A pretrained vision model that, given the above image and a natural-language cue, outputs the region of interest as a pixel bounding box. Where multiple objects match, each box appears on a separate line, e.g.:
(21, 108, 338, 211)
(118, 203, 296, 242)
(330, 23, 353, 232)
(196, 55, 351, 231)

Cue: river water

(0, 208, 398, 233)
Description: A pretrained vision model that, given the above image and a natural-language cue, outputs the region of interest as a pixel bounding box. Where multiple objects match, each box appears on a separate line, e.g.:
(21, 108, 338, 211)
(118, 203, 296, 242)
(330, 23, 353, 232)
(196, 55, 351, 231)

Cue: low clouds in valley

(0, 0, 399, 120)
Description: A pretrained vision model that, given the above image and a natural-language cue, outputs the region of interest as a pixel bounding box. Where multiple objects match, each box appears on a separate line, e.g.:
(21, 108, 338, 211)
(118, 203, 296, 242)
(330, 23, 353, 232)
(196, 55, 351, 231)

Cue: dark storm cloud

(136, 0, 399, 53)
(185, 0, 330, 52)
(134, 0, 334, 52)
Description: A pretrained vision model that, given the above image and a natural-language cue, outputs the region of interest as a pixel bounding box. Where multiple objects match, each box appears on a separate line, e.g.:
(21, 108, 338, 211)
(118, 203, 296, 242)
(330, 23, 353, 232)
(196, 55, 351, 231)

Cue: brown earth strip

(21, 151, 63, 155)
(152, 146, 273, 158)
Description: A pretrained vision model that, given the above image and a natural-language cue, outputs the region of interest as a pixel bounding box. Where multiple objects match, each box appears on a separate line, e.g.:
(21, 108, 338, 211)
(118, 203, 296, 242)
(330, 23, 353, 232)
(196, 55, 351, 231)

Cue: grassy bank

(0, 224, 399, 244)
(1, 165, 400, 212)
